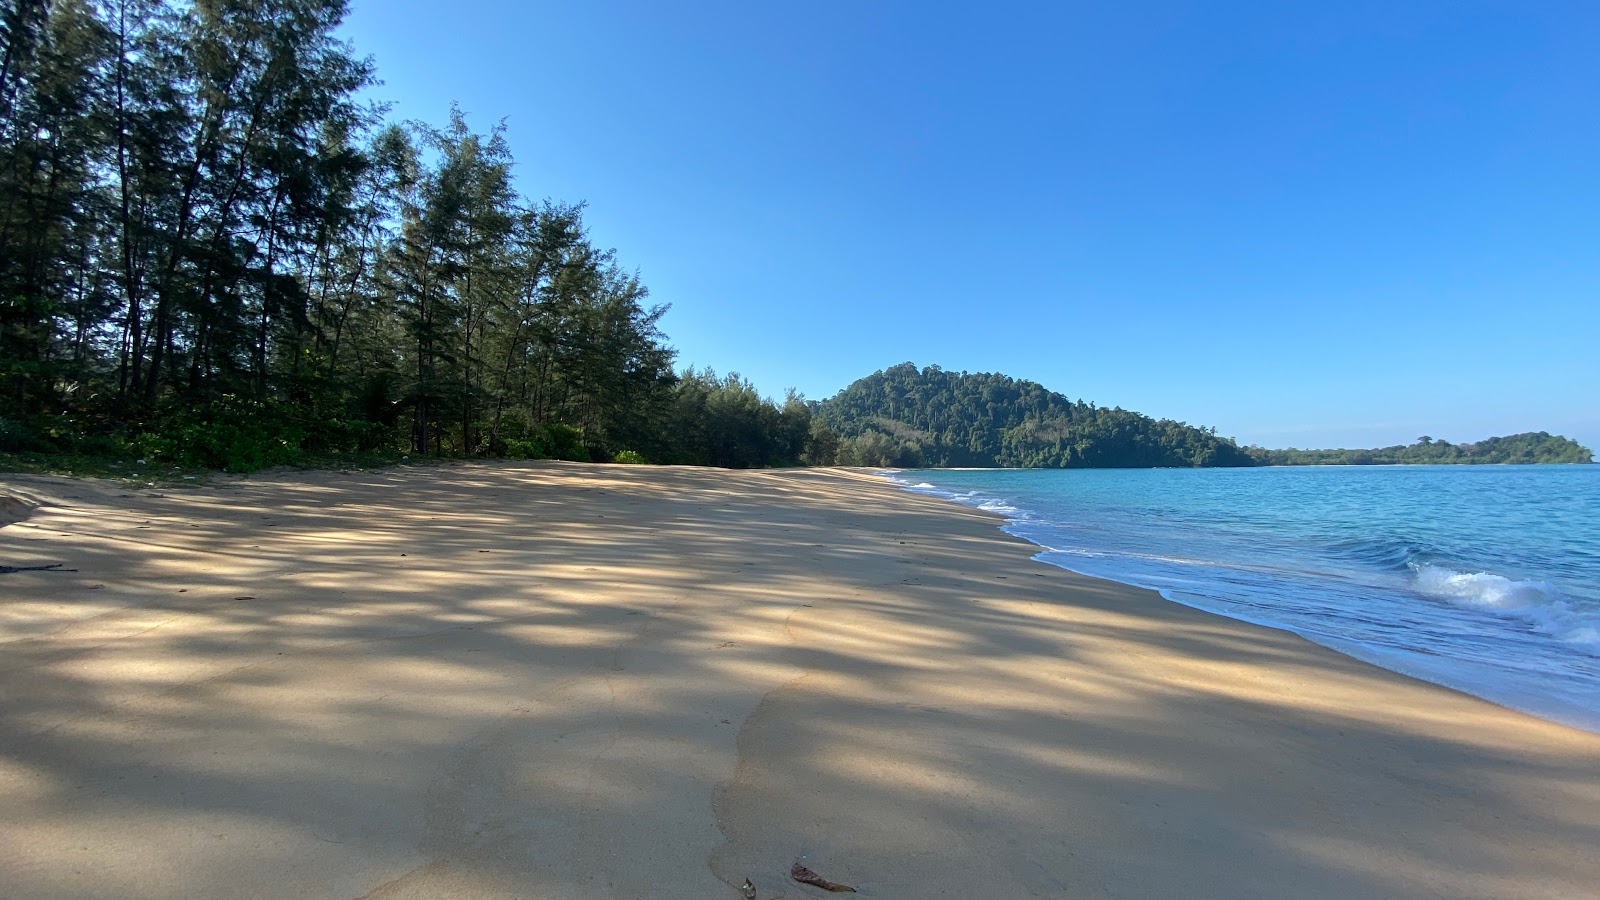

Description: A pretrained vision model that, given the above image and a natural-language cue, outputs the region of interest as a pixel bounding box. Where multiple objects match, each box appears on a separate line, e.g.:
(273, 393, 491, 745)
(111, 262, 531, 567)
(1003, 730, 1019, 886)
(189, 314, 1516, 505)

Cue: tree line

(0, 0, 831, 471)
(2, 4, 1588, 474)
(814, 364, 1593, 468)
(1245, 433, 1593, 466)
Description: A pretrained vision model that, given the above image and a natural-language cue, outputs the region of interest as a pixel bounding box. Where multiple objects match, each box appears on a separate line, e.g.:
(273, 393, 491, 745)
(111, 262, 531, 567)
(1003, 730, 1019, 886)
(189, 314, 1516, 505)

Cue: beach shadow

(2, 463, 1597, 898)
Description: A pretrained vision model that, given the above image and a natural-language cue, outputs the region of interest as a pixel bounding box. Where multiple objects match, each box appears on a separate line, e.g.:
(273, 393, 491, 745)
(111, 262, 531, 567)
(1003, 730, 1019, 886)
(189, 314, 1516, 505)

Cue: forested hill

(815, 363, 1256, 468)
(1246, 433, 1594, 466)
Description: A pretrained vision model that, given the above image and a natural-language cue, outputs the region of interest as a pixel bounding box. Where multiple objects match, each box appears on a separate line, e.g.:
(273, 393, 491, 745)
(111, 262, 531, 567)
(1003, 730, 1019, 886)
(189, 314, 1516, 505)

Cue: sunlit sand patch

(3, 465, 1599, 899)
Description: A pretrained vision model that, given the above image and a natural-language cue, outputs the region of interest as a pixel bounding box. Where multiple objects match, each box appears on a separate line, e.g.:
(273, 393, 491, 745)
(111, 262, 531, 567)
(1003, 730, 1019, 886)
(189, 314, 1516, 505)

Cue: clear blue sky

(339, 0, 1598, 451)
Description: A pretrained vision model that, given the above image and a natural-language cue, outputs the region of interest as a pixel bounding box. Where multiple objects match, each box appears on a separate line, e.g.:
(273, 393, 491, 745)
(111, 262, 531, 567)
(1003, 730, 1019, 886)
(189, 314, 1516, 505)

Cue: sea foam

(881, 465, 1600, 733)
(1411, 563, 1600, 646)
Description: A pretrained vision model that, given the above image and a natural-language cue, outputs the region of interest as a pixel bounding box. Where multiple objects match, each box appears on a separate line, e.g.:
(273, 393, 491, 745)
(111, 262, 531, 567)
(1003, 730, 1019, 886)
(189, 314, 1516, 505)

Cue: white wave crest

(977, 499, 1020, 514)
(1412, 564, 1599, 647)
(1414, 565, 1561, 609)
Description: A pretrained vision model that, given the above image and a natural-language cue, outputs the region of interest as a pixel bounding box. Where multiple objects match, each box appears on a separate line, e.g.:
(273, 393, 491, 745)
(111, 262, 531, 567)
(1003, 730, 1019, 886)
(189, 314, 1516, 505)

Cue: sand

(2, 462, 1598, 899)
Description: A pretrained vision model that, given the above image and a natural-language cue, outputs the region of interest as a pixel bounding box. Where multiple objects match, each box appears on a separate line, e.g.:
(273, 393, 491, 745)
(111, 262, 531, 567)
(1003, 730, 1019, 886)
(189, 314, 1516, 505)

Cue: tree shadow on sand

(2, 463, 1598, 899)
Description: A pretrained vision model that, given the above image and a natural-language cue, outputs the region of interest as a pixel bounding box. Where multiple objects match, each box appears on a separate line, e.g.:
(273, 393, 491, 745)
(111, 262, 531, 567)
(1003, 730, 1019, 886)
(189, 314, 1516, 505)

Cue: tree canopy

(1245, 433, 1593, 466)
(0, 0, 825, 470)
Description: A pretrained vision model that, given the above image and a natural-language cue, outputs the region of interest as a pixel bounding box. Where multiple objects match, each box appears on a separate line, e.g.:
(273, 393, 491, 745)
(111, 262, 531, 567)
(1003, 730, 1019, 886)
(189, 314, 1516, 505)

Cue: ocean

(886, 465, 1600, 733)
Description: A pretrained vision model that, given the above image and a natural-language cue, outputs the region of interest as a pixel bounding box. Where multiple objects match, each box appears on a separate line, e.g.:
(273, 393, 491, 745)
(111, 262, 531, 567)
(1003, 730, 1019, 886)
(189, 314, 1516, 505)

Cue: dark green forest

(817, 363, 1257, 468)
(0, 0, 826, 470)
(1246, 433, 1593, 466)
(1, 3, 1589, 475)
(818, 364, 1592, 468)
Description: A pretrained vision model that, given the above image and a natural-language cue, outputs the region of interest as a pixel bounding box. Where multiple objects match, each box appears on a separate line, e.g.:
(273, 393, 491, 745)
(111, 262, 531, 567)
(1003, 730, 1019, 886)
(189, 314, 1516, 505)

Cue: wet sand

(2, 463, 1598, 898)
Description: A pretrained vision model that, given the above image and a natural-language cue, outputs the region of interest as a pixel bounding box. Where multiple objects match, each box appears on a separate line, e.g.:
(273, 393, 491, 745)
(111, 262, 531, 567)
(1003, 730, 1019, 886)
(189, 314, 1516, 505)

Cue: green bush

(66, 433, 122, 457)
(542, 424, 590, 462)
(125, 429, 175, 462)
(612, 449, 648, 464)
(302, 417, 395, 454)
(0, 418, 49, 453)
(121, 396, 307, 473)
(502, 437, 547, 459)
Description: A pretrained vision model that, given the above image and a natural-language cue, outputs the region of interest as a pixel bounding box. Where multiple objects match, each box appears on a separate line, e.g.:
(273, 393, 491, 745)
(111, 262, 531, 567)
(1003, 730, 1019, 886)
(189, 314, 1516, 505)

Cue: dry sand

(2, 463, 1598, 899)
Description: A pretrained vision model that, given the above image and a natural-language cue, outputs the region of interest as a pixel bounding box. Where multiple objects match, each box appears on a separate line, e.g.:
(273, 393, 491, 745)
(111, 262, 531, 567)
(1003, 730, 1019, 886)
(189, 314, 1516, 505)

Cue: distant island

(816, 363, 1593, 468)
(1245, 433, 1593, 466)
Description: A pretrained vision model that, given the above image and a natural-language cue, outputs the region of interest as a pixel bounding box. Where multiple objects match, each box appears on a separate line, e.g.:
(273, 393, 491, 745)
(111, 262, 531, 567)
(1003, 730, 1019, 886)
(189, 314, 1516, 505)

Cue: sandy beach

(2, 463, 1598, 899)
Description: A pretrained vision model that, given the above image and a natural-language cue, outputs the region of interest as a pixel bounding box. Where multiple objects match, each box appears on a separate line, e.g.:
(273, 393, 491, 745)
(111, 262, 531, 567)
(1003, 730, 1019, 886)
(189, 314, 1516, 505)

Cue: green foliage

(837, 430, 925, 468)
(162, 399, 304, 472)
(10, 5, 1576, 478)
(501, 438, 547, 460)
(802, 419, 842, 466)
(1247, 433, 1594, 466)
(612, 450, 648, 464)
(0, 417, 51, 453)
(657, 370, 812, 468)
(0, 0, 705, 473)
(818, 363, 1255, 469)
(541, 424, 590, 462)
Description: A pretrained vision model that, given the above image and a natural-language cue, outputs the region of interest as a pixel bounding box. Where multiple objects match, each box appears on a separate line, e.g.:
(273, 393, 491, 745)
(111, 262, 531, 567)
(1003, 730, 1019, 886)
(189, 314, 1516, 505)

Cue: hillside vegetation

(814, 363, 1592, 469)
(816, 363, 1256, 468)
(1247, 433, 1593, 466)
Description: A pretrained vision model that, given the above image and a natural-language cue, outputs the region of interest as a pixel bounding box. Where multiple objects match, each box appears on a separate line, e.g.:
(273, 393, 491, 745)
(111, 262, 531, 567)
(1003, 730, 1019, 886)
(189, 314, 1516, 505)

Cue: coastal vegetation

(817, 363, 1255, 468)
(0, 0, 820, 472)
(0, 3, 1589, 474)
(815, 364, 1591, 468)
(1245, 433, 1593, 466)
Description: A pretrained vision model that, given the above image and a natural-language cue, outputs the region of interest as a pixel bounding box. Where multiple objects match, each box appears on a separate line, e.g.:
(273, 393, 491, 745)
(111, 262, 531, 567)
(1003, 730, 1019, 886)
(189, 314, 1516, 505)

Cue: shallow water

(888, 465, 1600, 733)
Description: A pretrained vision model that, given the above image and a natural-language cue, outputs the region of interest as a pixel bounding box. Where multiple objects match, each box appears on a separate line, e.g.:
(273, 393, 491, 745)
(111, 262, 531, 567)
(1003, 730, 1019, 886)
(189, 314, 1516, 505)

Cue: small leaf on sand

(740, 877, 757, 899)
(791, 862, 856, 893)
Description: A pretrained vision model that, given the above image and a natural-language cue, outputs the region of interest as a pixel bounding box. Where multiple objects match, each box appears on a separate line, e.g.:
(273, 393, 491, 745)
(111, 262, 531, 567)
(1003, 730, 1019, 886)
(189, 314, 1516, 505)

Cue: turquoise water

(887, 466, 1600, 733)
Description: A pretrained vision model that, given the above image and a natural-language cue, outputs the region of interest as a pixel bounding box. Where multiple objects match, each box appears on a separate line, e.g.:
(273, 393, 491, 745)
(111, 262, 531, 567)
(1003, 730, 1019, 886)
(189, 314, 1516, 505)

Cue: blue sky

(339, 1, 1597, 450)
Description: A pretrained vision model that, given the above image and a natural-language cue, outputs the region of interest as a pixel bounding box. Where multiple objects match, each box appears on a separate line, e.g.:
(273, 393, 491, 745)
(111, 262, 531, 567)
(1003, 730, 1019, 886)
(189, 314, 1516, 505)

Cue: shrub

(542, 424, 590, 462)
(125, 429, 175, 462)
(66, 433, 121, 457)
(302, 417, 395, 454)
(0, 418, 49, 453)
(502, 437, 547, 459)
(130, 396, 307, 473)
(612, 449, 648, 464)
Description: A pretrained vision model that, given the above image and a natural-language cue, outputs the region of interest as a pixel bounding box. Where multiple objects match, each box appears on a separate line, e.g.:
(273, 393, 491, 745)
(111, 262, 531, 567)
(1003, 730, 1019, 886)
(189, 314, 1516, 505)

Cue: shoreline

(4, 463, 1599, 898)
(877, 466, 1600, 736)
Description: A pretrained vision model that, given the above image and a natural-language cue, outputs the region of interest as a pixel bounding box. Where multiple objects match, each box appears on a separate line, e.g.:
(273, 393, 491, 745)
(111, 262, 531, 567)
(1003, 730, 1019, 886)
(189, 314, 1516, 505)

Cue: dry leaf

(791, 862, 856, 893)
(740, 877, 757, 899)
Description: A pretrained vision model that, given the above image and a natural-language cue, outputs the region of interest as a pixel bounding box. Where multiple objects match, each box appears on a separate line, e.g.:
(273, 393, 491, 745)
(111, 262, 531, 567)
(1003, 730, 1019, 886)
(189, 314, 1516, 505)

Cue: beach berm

(2, 463, 1598, 898)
